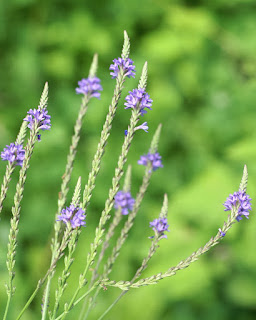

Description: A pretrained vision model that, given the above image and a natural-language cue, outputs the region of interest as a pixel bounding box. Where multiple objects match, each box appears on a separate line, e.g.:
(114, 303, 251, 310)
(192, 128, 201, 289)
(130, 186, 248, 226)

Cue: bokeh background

(1, 0, 256, 319)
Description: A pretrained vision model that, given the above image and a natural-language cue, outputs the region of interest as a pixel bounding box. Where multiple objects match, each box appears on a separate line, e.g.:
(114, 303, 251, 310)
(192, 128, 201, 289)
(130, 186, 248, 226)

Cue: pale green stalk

(79, 167, 132, 319)
(93, 165, 132, 281)
(0, 121, 28, 215)
(81, 31, 131, 212)
(103, 123, 162, 278)
(102, 165, 248, 291)
(60, 105, 141, 320)
(54, 281, 100, 320)
(81, 70, 157, 320)
(4, 84, 48, 320)
(48, 31, 132, 320)
(18, 176, 82, 319)
(50, 178, 82, 319)
(15, 227, 73, 320)
(98, 195, 168, 320)
(42, 55, 98, 320)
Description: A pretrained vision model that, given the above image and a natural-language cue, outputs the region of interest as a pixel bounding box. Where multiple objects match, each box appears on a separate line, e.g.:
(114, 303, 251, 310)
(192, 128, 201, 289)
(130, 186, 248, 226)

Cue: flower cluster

(114, 190, 135, 215)
(1, 143, 25, 166)
(124, 88, 152, 116)
(109, 57, 136, 79)
(76, 77, 103, 99)
(24, 108, 51, 132)
(124, 122, 148, 136)
(57, 204, 86, 228)
(138, 152, 163, 171)
(223, 190, 252, 221)
(150, 218, 170, 239)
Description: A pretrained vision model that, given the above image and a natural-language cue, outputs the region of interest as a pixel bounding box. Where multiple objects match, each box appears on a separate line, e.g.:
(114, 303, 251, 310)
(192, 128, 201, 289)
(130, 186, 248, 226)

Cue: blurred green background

(1, 0, 256, 319)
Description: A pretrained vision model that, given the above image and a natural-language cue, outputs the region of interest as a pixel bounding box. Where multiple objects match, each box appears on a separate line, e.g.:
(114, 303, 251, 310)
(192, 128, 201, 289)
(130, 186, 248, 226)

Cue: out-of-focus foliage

(1, 0, 256, 319)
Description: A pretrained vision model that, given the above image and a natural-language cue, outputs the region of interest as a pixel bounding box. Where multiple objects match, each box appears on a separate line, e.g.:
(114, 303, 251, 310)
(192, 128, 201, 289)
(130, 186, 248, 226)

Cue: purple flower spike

(150, 218, 170, 239)
(1, 143, 25, 166)
(223, 190, 252, 222)
(24, 108, 51, 132)
(138, 152, 163, 171)
(57, 204, 86, 228)
(114, 190, 135, 215)
(124, 88, 152, 116)
(76, 77, 103, 99)
(109, 57, 136, 79)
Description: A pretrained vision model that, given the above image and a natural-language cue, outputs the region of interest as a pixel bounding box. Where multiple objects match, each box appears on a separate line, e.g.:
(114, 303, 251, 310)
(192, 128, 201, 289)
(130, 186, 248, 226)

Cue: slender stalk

(101, 202, 240, 291)
(98, 235, 160, 320)
(16, 227, 73, 320)
(42, 55, 97, 319)
(42, 94, 90, 320)
(4, 124, 39, 320)
(54, 281, 100, 320)
(59, 108, 141, 320)
(0, 121, 27, 216)
(82, 162, 153, 320)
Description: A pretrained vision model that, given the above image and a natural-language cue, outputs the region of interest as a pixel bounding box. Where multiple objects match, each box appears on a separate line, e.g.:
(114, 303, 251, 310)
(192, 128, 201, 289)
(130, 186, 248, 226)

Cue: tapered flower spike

(239, 164, 248, 193)
(149, 123, 162, 154)
(121, 30, 130, 60)
(89, 53, 98, 78)
(123, 165, 132, 192)
(15, 121, 28, 146)
(4, 84, 49, 320)
(39, 82, 49, 111)
(138, 61, 148, 90)
(72, 177, 82, 207)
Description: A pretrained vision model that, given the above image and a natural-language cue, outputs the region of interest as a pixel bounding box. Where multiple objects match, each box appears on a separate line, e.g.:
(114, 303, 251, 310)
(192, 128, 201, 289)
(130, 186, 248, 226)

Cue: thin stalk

(16, 227, 72, 320)
(42, 94, 90, 320)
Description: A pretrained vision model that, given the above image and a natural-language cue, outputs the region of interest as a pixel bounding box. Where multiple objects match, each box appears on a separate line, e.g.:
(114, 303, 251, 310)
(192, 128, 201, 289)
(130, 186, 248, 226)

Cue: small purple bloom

(114, 190, 135, 215)
(124, 122, 148, 136)
(223, 190, 252, 222)
(109, 57, 136, 79)
(138, 152, 163, 171)
(150, 218, 170, 239)
(1, 143, 25, 166)
(76, 77, 103, 99)
(135, 122, 148, 133)
(57, 204, 86, 228)
(124, 88, 152, 116)
(218, 228, 226, 237)
(24, 108, 51, 131)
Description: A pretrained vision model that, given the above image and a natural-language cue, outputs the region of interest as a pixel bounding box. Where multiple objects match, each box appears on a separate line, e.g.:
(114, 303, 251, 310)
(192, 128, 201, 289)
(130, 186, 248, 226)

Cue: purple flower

(109, 57, 136, 79)
(124, 122, 148, 136)
(57, 204, 86, 228)
(124, 88, 152, 116)
(138, 152, 163, 171)
(218, 228, 226, 237)
(76, 77, 103, 99)
(1, 143, 25, 166)
(114, 190, 135, 215)
(223, 190, 252, 222)
(150, 218, 170, 239)
(24, 108, 51, 132)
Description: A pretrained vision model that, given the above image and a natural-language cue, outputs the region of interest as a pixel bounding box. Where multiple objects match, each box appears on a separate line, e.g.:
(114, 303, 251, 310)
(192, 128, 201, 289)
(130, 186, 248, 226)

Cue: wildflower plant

(0, 31, 253, 320)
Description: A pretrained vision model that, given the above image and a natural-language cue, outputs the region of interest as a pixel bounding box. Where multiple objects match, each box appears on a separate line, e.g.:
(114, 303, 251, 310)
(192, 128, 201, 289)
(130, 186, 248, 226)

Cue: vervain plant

(0, 31, 252, 320)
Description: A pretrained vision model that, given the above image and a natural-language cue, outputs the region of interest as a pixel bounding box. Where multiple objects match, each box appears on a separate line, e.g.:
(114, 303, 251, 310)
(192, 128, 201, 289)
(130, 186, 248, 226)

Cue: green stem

(55, 282, 99, 320)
